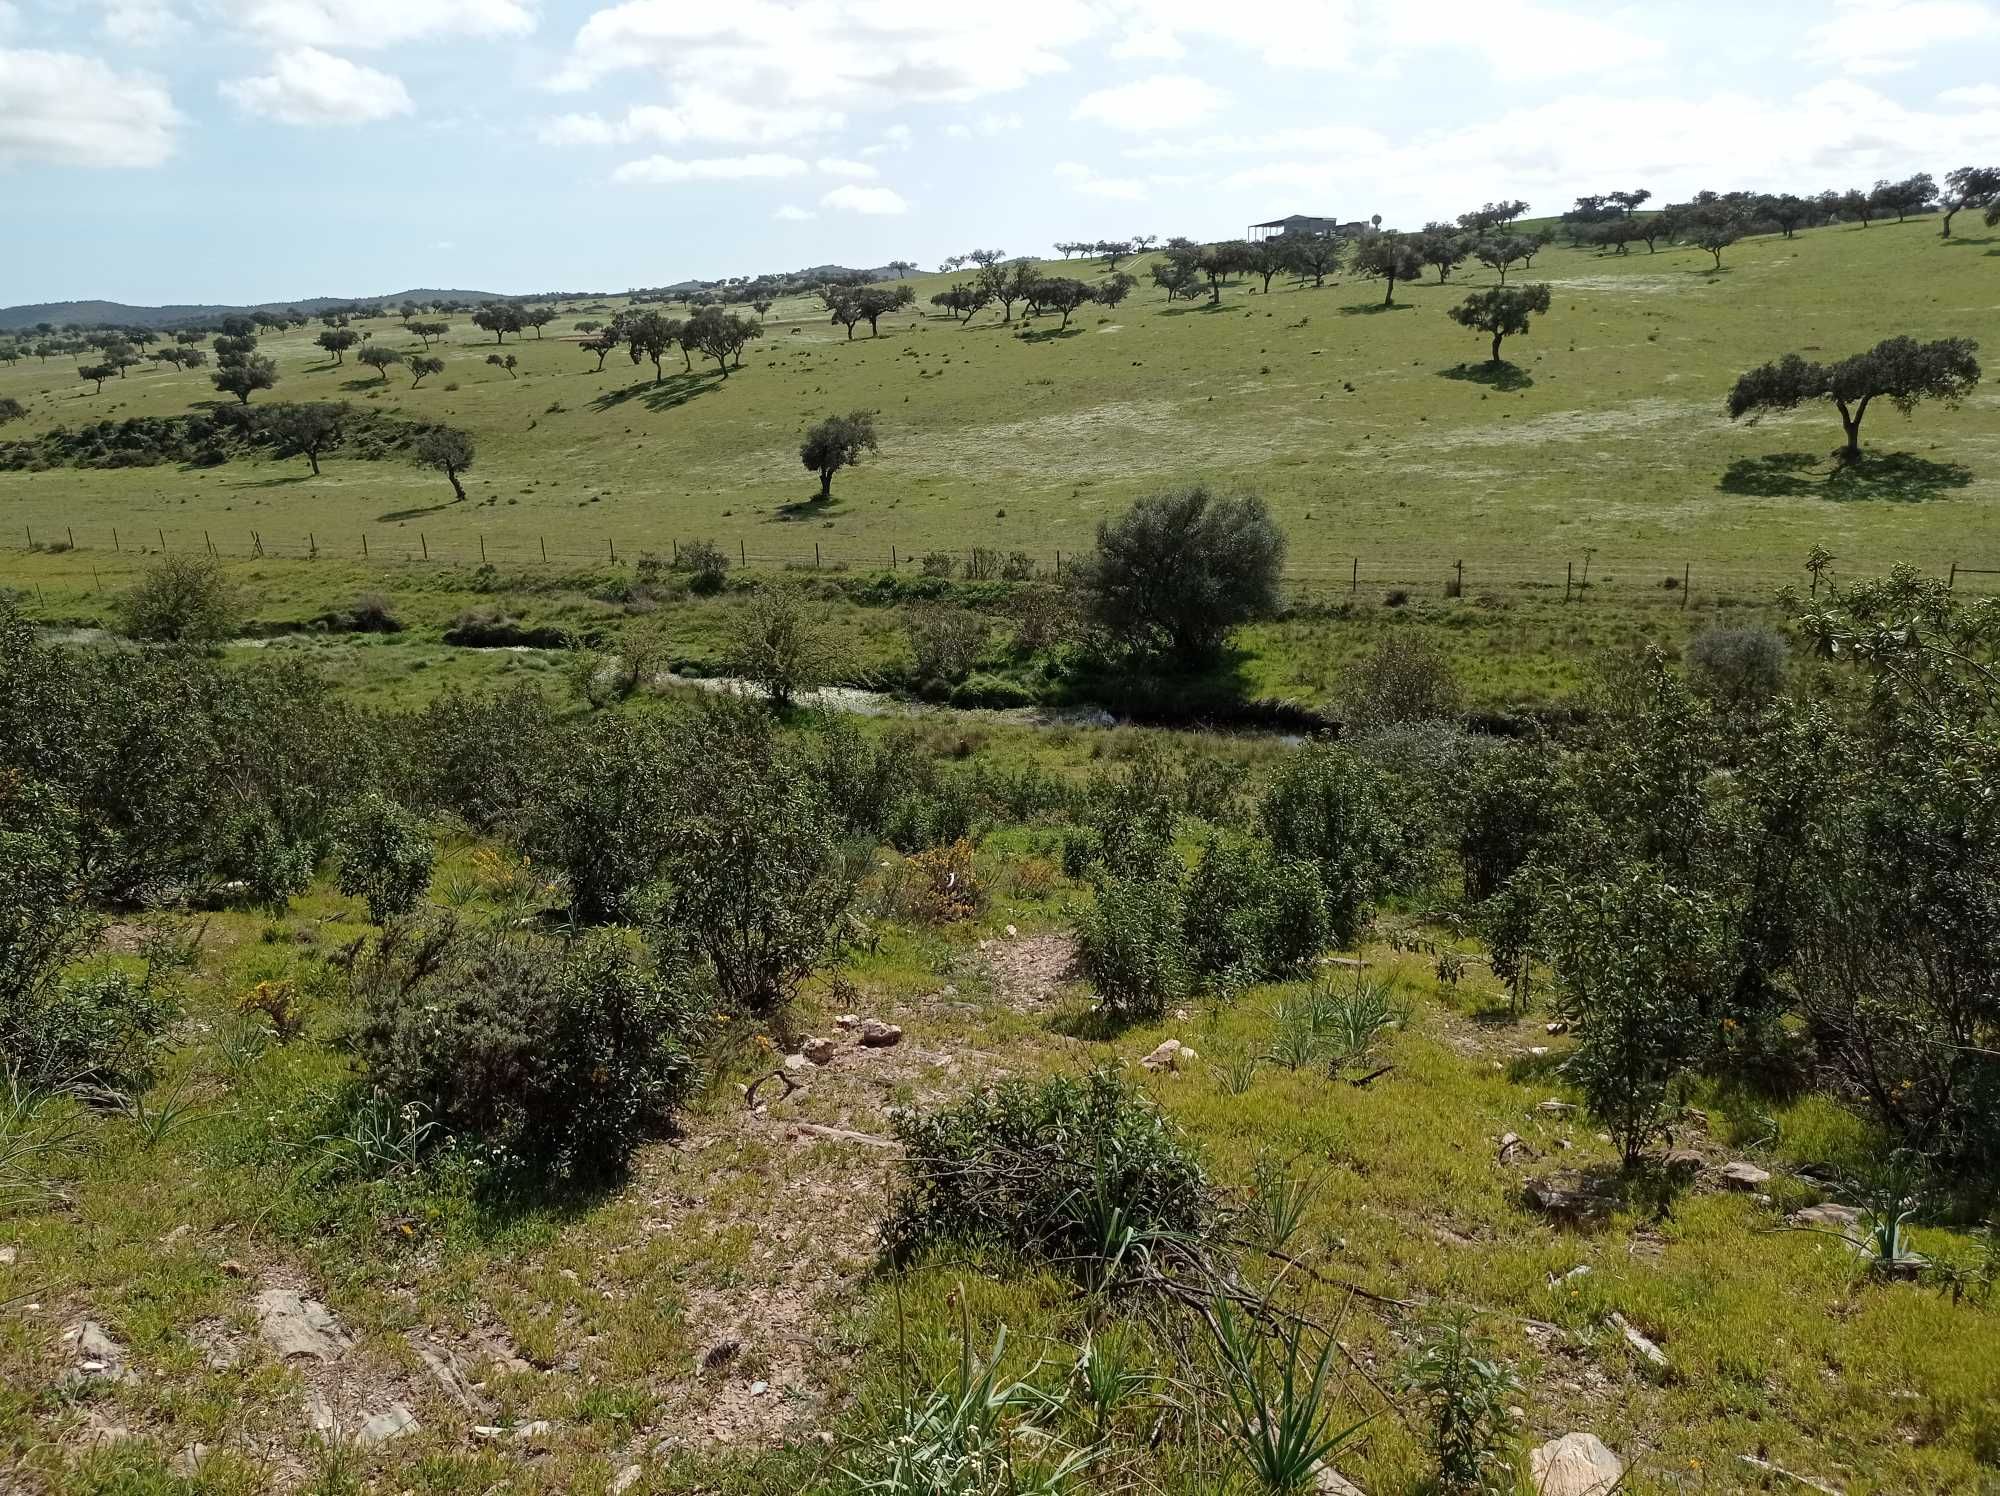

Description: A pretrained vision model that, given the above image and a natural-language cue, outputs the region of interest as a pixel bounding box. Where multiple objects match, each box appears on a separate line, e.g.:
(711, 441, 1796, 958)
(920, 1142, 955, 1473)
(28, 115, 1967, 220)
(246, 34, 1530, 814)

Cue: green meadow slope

(3, 218, 1996, 593)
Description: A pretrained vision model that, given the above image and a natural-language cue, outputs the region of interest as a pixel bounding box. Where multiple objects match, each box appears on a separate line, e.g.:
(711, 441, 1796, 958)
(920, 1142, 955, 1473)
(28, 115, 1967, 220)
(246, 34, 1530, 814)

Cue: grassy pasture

(3, 216, 1998, 593)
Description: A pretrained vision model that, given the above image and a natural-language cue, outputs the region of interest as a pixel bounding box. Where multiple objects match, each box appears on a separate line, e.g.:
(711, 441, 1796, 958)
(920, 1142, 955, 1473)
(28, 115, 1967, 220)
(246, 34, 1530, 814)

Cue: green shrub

(660, 698, 852, 1014)
(905, 604, 989, 688)
(512, 713, 677, 924)
(1397, 1309, 1520, 1494)
(353, 917, 703, 1182)
(1258, 743, 1394, 947)
(885, 1069, 1210, 1277)
(671, 539, 730, 594)
(116, 553, 241, 644)
(333, 794, 435, 924)
(1182, 836, 1329, 983)
(391, 684, 560, 831)
(1075, 486, 1285, 666)
(1685, 625, 1788, 713)
(1341, 633, 1463, 731)
(728, 584, 835, 707)
(1073, 874, 1190, 1020)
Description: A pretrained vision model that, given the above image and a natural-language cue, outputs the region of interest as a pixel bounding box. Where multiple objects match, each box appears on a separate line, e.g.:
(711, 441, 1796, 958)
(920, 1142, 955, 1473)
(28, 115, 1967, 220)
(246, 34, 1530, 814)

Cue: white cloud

(1211, 79, 2000, 229)
(0, 1, 17, 34)
(774, 203, 816, 220)
(0, 47, 179, 165)
(221, 46, 412, 123)
(100, 0, 188, 44)
(538, 91, 840, 147)
(816, 155, 876, 178)
(1054, 159, 1147, 200)
(205, 0, 535, 49)
(610, 152, 808, 184)
(550, 0, 1089, 102)
(945, 110, 1024, 138)
(1939, 82, 2000, 106)
(820, 183, 908, 214)
(1109, 24, 1184, 60)
(1072, 73, 1224, 131)
(1806, 0, 1999, 74)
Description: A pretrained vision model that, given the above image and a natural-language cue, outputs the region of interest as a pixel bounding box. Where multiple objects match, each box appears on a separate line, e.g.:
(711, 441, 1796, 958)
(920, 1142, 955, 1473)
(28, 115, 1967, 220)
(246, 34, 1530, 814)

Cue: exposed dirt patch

(981, 932, 1078, 1012)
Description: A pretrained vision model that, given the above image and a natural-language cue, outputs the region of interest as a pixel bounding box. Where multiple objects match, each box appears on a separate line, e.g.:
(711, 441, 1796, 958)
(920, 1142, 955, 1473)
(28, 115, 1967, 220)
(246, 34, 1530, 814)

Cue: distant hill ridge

(0, 265, 898, 333)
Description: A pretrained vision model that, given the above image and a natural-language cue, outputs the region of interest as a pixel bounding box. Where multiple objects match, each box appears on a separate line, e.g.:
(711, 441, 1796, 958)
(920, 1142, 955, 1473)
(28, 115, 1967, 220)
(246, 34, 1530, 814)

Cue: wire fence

(7, 520, 1997, 609)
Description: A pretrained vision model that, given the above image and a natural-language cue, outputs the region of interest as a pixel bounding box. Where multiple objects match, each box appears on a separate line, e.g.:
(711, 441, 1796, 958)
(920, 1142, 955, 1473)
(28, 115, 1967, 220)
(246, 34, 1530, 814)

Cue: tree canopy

(414, 426, 476, 500)
(799, 411, 878, 500)
(1447, 283, 1553, 365)
(1727, 336, 1982, 462)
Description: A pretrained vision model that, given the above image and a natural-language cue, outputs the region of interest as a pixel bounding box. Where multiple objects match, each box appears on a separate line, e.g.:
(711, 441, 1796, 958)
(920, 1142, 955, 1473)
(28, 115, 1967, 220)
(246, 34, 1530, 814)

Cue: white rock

(472, 1420, 550, 1442)
(0, 1247, 16, 1265)
(1720, 1161, 1772, 1190)
(833, 1014, 860, 1030)
(1312, 1464, 1368, 1495)
(749, 1379, 769, 1396)
(609, 1465, 644, 1495)
(1609, 1312, 1669, 1370)
(857, 1019, 903, 1048)
(1530, 1433, 1624, 1496)
(1535, 1099, 1575, 1116)
(1139, 1039, 1184, 1073)
(1790, 1203, 1861, 1231)
(782, 1053, 809, 1073)
(67, 1321, 139, 1386)
(1005, 924, 1017, 937)
(253, 1289, 352, 1362)
(802, 1037, 836, 1065)
(356, 1403, 419, 1448)
(303, 1389, 336, 1431)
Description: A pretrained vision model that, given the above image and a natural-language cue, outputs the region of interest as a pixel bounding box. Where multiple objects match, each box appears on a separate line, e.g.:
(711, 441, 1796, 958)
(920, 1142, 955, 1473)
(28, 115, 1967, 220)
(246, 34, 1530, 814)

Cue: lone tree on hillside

(1448, 283, 1553, 365)
(854, 285, 914, 337)
(1076, 486, 1285, 666)
(414, 425, 476, 500)
(1870, 172, 1936, 224)
(620, 310, 681, 382)
(485, 352, 519, 379)
(213, 355, 278, 404)
(1281, 231, 1345, 287)
(799, 411, 878, 500)
(472, 303, 523, 343)
(264, 401, 347, 475)
(359, 345, 404, 383)
(316, 328, 359, 364)
(1939, 166, 2000, 237)
(1029, 276, 1095, 328)
(1727, 336, 1982, 464)
(407, 319, 450, 349)
(1352, 233, 1425, 306)
(80, 362, 115, 394)
(1474, 235, 1536, 283)
(581, 326, 621, 371)
(408, 354, 445, 387)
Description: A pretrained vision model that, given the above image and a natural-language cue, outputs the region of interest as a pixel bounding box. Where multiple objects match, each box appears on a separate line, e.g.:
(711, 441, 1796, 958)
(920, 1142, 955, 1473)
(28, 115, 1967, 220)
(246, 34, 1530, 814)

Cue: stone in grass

(253, 1288, 352, 1362)
(857, 1019, 903, 1048)
(1719, 1160, 1772, 1190)
(65, 1322, 139, 1387)
(1530, 1433, 1624, 1496)
(1140, 1039, 1198, 1073)
(356, 1403, 419, 1448)
(1790, 1203, 1861, 1231)
(802, 1036, 836, 1065)
(610, 1466, 645, 1496)
(1608, 1311, 1669, 1371)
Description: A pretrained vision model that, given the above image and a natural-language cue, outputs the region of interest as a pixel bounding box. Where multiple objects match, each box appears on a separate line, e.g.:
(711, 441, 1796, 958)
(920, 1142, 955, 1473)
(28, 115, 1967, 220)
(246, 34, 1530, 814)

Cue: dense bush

(390, 684, 559, 831)
(117, 553, 241, 645)
(1075, 487, 1285, 666)
(512, 713, 677, 924)
(1685, 625, 1788, 714)
(672, 539, 730, 594)
(353, 917, 703, 1182)
(1182, 836, 1329, 983)
(885, 1069, 1210, 1275)
(1258, 743, 1394, 948)
(728, 584, 834, 706)
(1073, 874, 1190, 1020)
(1341, 633, 1463, 732)
(333, 794, 435, 924)
(904, 604, 990, 688)
(660, 699, 852, 1012)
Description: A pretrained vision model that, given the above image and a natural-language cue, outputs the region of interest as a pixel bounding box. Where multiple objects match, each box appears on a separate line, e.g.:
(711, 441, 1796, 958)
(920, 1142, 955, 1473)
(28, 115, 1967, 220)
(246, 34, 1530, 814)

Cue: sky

(3, 0, 1998, 306)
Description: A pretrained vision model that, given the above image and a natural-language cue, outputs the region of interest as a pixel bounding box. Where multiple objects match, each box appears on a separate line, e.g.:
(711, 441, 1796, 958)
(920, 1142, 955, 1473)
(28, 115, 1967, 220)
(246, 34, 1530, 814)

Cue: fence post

(609, 537, 617, 564)
(1351, 557, 1358, 594)
(421, 532, 428, 560)
(891, 545, 897, 570)
(1564, 562, 1573, 604)
(815, 542, 821, 570)
(113, 527, 120, 552)
(204, 530, 214, 557)
(541, 536, 548, 563)
(1948, 561, 1958, 591)
(1055, 550, 1062, 578)
(158, 528, 167, 551)
(362, 533, 368, 559)
(309, 532, 317, 560)
(1453, 559, 1463, 596)
(740, 539, 747, 566)
(23, 527, 30, 549)
(672, 540, 679, 563)
(1682, 562, 1690, 608)
(67, 526, 75, 549)
(479, 534, 486, 564)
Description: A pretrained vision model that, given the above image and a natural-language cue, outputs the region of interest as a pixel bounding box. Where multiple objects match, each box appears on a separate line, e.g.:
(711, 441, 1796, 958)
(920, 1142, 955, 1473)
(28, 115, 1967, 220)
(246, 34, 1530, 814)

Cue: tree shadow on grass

(223, 473, 312, 489)
(1337, 300, 1415, 316)
(1017, 326, 1085, 342)
(376, 499, 463, 522)
(1720, 450, 1974, 502)
(588, 370, 720, 414)
(1439, 361, 1535, 391)
(773, 489, 842, 521)
(1159, 300, 1234, 317)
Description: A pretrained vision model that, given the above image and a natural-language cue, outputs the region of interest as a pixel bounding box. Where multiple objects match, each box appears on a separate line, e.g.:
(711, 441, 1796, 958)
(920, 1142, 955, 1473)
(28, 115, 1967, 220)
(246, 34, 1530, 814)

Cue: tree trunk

(1836, 398, 1868, 463)
(447, 467, 466, 501)
(1490, 332, 1503, 365)
(1940, 207, 1956, 238)
(819, 468, 833, 500)
(308, 451, 320, 475)
(1382, 276, 1394, 307)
